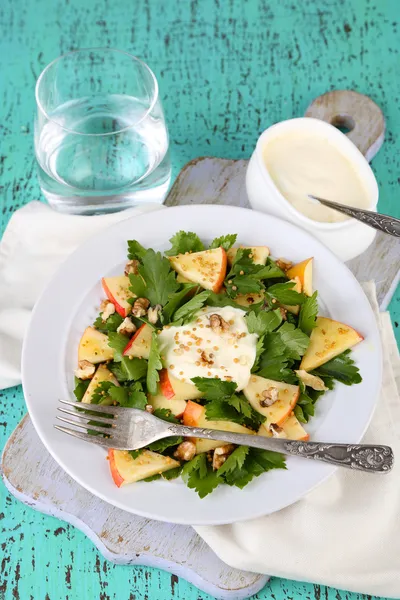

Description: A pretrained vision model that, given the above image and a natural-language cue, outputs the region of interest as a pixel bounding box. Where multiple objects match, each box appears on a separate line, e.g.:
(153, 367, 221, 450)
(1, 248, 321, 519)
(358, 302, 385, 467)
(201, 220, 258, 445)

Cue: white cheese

(158, 306, 257, 391)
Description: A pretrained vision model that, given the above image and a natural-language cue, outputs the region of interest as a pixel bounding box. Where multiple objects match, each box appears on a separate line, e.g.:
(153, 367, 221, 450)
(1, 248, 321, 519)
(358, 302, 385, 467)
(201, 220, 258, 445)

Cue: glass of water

(35, 48, 170, 214)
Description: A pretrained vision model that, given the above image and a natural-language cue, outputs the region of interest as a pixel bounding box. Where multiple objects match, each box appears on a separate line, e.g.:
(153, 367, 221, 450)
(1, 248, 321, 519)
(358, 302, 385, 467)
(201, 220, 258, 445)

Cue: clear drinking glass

(35, 48, 170, 214)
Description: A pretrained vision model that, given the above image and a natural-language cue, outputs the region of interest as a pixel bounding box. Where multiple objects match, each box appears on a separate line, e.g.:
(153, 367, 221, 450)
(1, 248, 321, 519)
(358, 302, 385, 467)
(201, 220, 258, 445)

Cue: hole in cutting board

(330, 114, 355, 134)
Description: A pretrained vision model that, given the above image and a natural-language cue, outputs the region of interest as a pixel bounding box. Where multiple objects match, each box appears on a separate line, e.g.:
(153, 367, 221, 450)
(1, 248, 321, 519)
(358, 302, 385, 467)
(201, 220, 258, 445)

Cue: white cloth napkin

(0, 201, 164, 389)
(196, 282, 400, 599)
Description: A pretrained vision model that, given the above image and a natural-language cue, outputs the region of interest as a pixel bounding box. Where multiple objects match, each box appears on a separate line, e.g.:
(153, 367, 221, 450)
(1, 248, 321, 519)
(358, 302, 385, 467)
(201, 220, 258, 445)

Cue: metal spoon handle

(309, 195, 400, 238)
(168, 425, 394, 473)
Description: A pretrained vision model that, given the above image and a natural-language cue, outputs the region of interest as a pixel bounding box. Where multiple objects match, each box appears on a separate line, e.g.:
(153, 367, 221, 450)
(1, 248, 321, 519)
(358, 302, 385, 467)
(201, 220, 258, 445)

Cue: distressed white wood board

(166, 157, 399, 309)
(1, 415, 268, 600)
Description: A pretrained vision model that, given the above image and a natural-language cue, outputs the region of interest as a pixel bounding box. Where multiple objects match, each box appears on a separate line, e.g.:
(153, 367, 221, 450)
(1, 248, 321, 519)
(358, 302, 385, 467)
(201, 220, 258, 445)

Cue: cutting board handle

(305, 90, 385, 162)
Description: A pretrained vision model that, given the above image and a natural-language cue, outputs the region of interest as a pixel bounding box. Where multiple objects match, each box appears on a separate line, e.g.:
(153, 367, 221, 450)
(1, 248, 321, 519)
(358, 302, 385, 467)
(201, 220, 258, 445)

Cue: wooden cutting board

(1, 91, 399, 600)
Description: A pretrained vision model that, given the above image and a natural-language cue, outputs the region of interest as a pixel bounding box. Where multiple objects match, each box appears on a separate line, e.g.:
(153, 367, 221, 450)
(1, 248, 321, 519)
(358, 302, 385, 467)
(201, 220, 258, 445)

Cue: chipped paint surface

(0, 0, 399, 598)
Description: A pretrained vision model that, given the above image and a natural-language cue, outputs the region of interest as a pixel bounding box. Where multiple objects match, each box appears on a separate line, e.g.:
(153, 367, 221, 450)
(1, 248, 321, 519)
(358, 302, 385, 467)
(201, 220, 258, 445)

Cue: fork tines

(54, 399, 117, 448)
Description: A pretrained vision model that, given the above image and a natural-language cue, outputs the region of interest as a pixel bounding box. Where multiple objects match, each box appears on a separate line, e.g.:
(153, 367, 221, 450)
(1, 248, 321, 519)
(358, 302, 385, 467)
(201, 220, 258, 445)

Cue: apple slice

(300, 316, 363, 371)
(108, 449, 180, 487)
(168, 248, 227, 292)
(286, 258, 313, 297)
(78, 326, 114, 364)
(226, 246, 270, 266)
(281, 415, 309, 441)
(149, 394, 187, 418)
(159, 369, 203, 401)
(234, 292, 265, 307)
(282, 277, 302, 315)
(258, 414, 309, 441)
(102, 276, 134, 317)
(82, 364, 119, 404)
(243, 375, 300, 426)
(183, 400, 254, 453)
(123, 323, 153, 359)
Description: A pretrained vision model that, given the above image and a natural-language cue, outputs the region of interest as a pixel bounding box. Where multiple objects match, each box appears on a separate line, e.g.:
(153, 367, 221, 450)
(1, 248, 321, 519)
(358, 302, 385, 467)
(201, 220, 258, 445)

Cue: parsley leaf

(173, 290, 211, 324)
(191, 377, 237, 401)
(148, 436, 182, 452)
(217, 446, 249, 475)
(107, 333, 147, 381)
(266, 282, 306, 306)
(313, 350, 362, 385)
(182, 454, 221, 498)
(224, 249, 265, 298)
(73, 377, 90, 401)
(206, 292, 246, 310)
(165, 231, 204, 256)
(93, 312, 123, 333)
(109, 382, 148, 409)
(209, 234, 237, 250)
(129, 249, 179, 306)
(162, 466, 183, 480)
(277, 322, 310, 360)
(107, 332, 129, 361)
(245, 309, 282, 336)
(90, 381, 115, 405)
(147, 331, 163, 395)
(127, 240, 147, 260)
(221, 447, 286, 488)
(162, 285, 197, 323)
(153, 408, 180, 423)
(257, 258, 287, 280)
(257, 355, 296, 383)
(298, 292, 318, 335)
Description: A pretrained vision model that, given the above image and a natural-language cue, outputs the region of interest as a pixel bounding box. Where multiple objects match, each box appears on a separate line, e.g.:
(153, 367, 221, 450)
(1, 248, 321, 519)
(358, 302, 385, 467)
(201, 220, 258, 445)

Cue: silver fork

(55, 400, 394, 473)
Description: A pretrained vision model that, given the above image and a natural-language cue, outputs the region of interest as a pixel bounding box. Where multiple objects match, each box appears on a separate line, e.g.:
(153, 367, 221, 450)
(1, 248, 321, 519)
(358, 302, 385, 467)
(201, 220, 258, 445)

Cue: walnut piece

(212, 444, 235, 470)
(174, 441, 196, 461)
(269, 423, 288, 438)
(147, 304, 162, 324)
(101, 301, 116, 322)
(295, 369, 328, 391)
(74, 360, 95, 380)
(125, 259, 140, 276)
(276, 258, 293, 271)
(260, 387, 279, 407)
(131, 297, 150, 317)
(117, 317, 136, 336)
(145, 404, 154, 414)
(279, 307, 288, 320)
(200, 350, 214, 365)
(209, 313, 230, 334)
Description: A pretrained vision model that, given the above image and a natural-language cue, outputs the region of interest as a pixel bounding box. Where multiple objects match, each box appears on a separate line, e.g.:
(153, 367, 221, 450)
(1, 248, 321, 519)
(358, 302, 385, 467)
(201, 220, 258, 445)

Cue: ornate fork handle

(309, 195, 400, 238)
(168, 425, 394, 473)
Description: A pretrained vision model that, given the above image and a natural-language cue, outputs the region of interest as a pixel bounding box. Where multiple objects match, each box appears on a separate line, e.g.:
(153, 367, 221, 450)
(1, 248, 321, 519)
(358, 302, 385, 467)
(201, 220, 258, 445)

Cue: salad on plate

(74, 231, 363, 497)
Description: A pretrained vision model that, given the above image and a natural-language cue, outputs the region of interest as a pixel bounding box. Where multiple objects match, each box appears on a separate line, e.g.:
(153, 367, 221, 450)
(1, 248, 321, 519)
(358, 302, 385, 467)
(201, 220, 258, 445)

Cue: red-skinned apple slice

(102, 276, 134, 317)
(168, 247, 227, 292)
(226, 245, 270, 266)
(300, 316, 363, 371)
(243, 375, 300, 426)
(82, 364, 119, 404)
(159, 369, 203, 401)
(78, 326, 114, 364)
(286, 258, 313, 297)
(123, 323, 153, 359)
(183, 400, 254, 453)
(108, 449, 180, 487)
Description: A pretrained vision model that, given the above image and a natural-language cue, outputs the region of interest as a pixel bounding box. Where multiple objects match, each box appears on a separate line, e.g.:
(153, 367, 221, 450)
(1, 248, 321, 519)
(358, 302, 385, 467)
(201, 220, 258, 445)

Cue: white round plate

(22, 205, 382, 525)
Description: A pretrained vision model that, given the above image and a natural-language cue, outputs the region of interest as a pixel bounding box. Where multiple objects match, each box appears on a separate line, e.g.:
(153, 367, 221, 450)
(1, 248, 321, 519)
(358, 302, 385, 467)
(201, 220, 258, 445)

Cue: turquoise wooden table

(0, 0, 399, 598)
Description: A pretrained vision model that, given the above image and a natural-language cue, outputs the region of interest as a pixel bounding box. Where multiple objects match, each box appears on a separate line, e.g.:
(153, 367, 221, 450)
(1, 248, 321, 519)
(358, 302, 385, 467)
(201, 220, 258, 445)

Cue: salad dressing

(262, 132, 370, 223)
